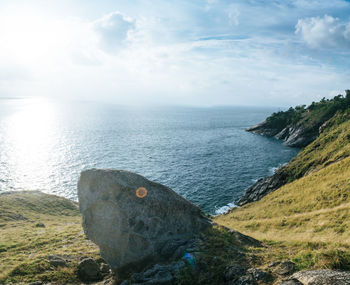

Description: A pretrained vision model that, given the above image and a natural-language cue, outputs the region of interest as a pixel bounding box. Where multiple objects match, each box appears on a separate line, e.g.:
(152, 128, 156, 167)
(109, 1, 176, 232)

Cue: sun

(0, 7, 75, 66)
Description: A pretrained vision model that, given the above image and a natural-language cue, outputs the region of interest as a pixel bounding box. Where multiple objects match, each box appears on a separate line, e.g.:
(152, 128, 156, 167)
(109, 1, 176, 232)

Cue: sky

(0, 0, 350, 107)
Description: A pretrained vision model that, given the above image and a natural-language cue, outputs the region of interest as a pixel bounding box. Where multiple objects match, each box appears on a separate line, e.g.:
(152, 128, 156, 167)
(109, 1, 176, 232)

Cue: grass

(215, 155, 350, 271)
(0, 191, 99, 284)
(1, 192, 272, 285)
(281, 110, 350, 182)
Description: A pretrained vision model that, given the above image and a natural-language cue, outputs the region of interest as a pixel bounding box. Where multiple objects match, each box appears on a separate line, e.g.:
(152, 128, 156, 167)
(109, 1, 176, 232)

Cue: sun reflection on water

(3, 98, 58, 192)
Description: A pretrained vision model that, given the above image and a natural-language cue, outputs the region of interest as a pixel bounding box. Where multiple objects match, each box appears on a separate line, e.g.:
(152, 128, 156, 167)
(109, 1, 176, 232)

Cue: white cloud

(0, 2, 349, 106)
(295, 15, 350, 49)
(93, 11, 135, 52)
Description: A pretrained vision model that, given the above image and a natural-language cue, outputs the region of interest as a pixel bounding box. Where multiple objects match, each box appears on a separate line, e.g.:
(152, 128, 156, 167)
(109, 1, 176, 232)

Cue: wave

(214, 202, 237, 215)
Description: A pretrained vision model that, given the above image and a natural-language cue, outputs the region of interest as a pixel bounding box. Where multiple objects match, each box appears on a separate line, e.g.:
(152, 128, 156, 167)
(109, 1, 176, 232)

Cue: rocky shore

(246, 121, 317, 148)
(240, 94, 350, 205)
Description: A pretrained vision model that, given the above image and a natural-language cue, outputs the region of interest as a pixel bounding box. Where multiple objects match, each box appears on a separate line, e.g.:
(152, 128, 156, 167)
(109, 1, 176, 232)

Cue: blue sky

(1, 0, 350, 106)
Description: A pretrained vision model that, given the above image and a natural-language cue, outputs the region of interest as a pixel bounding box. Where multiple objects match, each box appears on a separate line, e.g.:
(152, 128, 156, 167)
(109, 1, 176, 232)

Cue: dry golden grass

(215, 156, 350, 270)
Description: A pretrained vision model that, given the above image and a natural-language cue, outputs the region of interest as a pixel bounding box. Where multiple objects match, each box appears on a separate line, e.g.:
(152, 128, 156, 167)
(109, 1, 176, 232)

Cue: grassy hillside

(280, 110, 350, 182)
(0, 192, 99, 284)
(0, 192, 271, 285)
(215, 155, 350, 270)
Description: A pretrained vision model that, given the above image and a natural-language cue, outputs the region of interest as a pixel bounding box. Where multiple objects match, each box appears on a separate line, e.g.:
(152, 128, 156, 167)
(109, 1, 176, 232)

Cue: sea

(0, 98, 299, 215)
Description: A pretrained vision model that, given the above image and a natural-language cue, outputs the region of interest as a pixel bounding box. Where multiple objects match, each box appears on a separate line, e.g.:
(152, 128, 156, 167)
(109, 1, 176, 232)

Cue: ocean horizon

(0, 98, 299, 214)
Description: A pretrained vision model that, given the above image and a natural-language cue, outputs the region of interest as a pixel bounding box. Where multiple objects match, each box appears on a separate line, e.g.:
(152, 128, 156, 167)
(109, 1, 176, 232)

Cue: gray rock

(283, 126, 317, 147)
(273, 261, 296, 276)
(232, 274, 257, 285)
(130, 261, 185, 284)
(28, 282, 43, 285)
(275, 127, 290, 140)
(160, 239, 188, 258)
(47, 255, 67, 267)
(224, 264, 246, 281)
(237, 170, 286, 206)
(290, 269, 350, 285)
(77, 258, 102, 282)
(246, 120, 280, 137)
(278, 279, 303, 285)
(78, 169, 210, 276)
(100, 263, 111, 274)
(246, 268, 269, 281)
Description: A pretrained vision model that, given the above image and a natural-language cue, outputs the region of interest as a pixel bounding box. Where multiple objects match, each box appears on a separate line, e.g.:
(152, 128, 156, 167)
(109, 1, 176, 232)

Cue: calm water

(0, 98, 299, 214)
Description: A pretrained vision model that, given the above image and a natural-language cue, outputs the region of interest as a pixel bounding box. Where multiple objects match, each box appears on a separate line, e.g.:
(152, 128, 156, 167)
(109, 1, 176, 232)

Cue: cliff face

(237, 169, 287, 206)
(246, 120, 318, 147)
(239, 93, 350, 206)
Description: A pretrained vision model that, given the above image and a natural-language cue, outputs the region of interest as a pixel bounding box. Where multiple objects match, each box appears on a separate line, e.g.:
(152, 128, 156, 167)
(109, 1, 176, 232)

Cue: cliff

(214, 91, 350, 282)
(239, 91, 350, 205)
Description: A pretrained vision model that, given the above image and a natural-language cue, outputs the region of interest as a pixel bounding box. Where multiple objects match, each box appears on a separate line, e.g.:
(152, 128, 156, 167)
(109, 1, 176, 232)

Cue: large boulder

(78, 169, 210, 276)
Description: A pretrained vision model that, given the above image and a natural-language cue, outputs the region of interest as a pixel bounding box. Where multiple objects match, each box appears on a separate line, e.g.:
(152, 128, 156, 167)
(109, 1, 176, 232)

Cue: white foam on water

(215, 202, 237, 215)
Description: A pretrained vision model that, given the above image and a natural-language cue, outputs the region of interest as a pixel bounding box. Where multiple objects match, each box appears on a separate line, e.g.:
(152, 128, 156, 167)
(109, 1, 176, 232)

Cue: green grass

(0, 192, 99, 284)
(215, 155, 350, 271)
(0, 192, 272, 284)
(281, 110, 350, 182)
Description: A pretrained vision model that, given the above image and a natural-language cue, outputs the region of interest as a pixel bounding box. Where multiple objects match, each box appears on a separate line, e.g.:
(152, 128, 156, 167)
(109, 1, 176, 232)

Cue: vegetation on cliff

(216, 94, 350, 273)
(262, 90, 350, 135)
(240, 91, 350, 205)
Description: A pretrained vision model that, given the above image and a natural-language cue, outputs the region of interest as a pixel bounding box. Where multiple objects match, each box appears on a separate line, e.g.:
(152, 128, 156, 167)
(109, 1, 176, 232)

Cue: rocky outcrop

(246, 121, 281, 137)
(78, 169, 211, 277)
(281, 269, 350, 285)
(240, 120, 319, 206)
(77, 258, 102, 282)
(247, 122, 317, 148)
(237, 169, 288, 206)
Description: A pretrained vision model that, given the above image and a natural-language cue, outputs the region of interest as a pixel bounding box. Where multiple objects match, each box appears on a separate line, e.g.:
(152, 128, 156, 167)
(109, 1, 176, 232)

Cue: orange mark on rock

(136, 187, 148, 198)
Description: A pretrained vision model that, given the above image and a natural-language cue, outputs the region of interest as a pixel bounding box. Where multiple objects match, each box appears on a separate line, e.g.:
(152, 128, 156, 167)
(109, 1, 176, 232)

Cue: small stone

(47, 255, 67, 267)
(35, 222, 45, 228)
(273, 261, 296, 276)
(78, 258, 102, 282)
(234, 274, 257, 285)
(268, 261, 281, 268)
(100, 263, 110, 274)
(246, 268, 270, 281)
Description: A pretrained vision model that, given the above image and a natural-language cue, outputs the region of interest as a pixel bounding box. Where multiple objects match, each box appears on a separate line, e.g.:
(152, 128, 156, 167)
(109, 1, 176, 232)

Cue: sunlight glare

(4, 98, 58, 191)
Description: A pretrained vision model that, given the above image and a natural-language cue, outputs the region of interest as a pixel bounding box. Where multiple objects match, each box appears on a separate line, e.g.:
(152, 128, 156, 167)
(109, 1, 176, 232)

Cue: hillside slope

(239, 96, 350, 205)
(215, 153, 350, 271)
(0, 191, 100, 284)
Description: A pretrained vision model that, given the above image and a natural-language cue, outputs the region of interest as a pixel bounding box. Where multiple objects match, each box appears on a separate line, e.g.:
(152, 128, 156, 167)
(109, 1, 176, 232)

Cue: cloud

(295, 15, 350, 49)
(93, 11, 135, 52)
